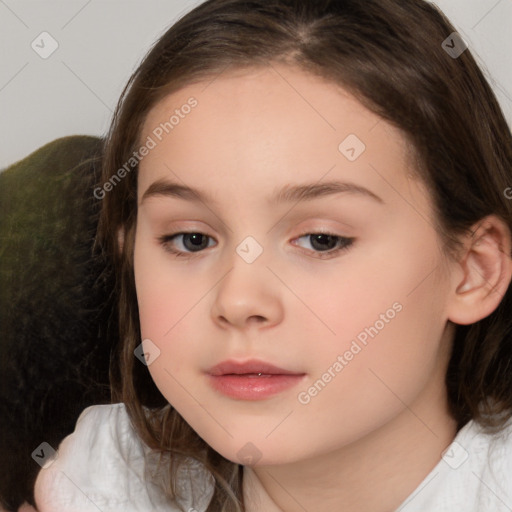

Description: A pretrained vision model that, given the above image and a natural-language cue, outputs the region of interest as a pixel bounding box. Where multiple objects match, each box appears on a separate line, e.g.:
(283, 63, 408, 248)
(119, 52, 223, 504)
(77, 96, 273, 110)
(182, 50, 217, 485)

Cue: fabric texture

(0, 135, 113, 510)
(397, 412, 512, 511)
(34, 404, 215, 512)
(34, 403, 512, 511)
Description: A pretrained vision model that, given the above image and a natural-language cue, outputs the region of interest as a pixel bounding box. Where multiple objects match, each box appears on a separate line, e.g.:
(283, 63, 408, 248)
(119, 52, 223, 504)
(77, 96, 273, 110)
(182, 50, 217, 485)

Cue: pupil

(311, 234, 337, 251)
(185, 233, 208, 251)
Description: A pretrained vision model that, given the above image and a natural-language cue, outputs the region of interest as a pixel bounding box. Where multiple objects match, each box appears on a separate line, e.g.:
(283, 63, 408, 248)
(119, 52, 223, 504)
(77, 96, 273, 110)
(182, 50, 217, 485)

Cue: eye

(292, 232, 354, 259)
(157, 231, 354, 259)
(158, 232, 216, 258)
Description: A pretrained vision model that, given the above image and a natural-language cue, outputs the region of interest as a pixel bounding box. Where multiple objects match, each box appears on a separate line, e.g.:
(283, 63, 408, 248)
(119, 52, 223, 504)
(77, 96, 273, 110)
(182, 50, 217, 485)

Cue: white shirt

(34, 403, 512, 511)
(34, 403, 215, 512)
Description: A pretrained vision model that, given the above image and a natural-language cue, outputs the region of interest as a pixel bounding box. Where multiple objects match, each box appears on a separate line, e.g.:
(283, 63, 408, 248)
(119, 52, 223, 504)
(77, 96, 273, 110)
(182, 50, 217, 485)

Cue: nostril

(249, 315, 266, 323)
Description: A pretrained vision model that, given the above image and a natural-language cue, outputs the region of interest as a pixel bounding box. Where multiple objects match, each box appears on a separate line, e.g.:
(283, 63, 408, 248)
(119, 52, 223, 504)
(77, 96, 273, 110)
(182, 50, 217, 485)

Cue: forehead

(137, 64, 416, 205)
(141, 64, 391, 139)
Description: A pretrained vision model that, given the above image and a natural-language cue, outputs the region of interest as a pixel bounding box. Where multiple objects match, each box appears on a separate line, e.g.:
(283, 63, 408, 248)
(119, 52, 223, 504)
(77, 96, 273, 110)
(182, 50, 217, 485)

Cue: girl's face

(133, 64, 456, 466)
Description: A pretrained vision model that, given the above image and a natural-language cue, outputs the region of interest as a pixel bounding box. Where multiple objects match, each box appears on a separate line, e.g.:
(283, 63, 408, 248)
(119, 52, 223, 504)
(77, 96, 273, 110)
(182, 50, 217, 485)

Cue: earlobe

(447, 215, 512, 325)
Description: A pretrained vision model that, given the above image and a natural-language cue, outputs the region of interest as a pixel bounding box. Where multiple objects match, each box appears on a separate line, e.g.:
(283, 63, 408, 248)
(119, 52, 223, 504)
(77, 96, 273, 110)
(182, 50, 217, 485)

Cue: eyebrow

(140, 178, 384, 206)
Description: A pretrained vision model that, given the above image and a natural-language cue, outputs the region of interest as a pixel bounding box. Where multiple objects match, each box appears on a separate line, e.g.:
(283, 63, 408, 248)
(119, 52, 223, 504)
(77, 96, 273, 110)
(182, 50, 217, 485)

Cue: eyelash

(157, 230, 355, 260)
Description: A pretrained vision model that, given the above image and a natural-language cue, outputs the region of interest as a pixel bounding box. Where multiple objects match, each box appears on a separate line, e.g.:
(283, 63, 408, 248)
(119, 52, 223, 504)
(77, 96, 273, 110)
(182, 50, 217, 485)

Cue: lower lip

(207, 374, 306, 400)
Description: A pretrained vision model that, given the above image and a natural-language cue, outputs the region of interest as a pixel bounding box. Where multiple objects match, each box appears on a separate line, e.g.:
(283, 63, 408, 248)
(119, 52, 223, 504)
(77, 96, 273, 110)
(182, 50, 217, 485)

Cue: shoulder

(397, 415, 512, 512)
(448, 415, 512, 510)
(36, 402, 136, 469)
(482, 417, 512, 501)
(34, 403, 214, 512)
(33, 403, 138, 511)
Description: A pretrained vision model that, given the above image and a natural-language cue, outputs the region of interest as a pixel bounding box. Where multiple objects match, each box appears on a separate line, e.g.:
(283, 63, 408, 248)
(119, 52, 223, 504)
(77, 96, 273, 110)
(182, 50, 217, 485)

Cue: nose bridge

(211, 234, 282, 328)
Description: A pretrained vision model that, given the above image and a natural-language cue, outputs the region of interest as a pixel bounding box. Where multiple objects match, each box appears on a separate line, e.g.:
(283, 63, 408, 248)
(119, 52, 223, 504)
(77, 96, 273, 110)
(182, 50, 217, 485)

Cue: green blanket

(0, 136, 114, 510)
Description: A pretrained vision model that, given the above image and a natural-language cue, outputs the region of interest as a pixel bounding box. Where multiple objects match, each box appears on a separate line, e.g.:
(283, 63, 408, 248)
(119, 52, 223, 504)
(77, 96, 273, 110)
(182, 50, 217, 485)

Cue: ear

(447, 215, 512, 325)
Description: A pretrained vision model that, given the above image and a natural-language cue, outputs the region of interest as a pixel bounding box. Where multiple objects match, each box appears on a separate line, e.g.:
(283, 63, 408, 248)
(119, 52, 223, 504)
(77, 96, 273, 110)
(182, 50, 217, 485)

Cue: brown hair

(96, 0, 512, 510)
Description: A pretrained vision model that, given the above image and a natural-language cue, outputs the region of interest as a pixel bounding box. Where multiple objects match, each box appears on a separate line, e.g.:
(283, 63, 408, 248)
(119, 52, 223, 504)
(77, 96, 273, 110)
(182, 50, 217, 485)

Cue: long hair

(96, 1, 512, 510)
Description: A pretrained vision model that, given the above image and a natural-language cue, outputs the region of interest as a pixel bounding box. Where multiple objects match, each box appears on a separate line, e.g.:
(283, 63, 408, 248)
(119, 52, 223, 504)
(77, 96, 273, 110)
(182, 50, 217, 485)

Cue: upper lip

(207, 359, 304, 376)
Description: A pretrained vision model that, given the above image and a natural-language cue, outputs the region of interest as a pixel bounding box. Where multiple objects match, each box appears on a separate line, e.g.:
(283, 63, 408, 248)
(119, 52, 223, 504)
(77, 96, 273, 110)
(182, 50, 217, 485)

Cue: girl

(34, 0, 512, 510)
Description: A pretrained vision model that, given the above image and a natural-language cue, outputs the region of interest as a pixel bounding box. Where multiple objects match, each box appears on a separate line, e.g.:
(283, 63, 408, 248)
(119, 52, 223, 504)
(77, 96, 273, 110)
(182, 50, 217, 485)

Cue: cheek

(302, 229, 439, 343)
(300, 232, 448, 430)
(134, 227, 205, 339)
(133, 229, 205, 390)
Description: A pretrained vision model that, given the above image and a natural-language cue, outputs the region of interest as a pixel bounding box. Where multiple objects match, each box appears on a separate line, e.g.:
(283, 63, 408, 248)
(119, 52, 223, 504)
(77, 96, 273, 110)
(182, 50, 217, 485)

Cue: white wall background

(0, 0, 511, 169)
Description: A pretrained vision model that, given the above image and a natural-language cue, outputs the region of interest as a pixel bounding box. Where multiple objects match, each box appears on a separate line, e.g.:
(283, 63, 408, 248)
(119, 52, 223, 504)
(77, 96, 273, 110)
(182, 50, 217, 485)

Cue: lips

(205, 359, 306, 400)
(206, 359, 304, 377)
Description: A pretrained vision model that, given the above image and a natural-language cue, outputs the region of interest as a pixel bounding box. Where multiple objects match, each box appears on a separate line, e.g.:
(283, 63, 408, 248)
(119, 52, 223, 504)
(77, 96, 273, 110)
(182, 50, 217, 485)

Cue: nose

(210, 253, 284, 331)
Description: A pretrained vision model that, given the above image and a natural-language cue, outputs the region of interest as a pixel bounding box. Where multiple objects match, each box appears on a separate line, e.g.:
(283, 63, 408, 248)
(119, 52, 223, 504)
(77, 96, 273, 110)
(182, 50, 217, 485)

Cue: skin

(132, 64, 512, 512)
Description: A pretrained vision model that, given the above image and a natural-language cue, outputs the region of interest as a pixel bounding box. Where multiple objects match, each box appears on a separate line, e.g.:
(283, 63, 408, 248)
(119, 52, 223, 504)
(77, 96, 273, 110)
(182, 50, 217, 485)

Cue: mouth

(205, 359, 306, 400)
(207, 359, 304, 376)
